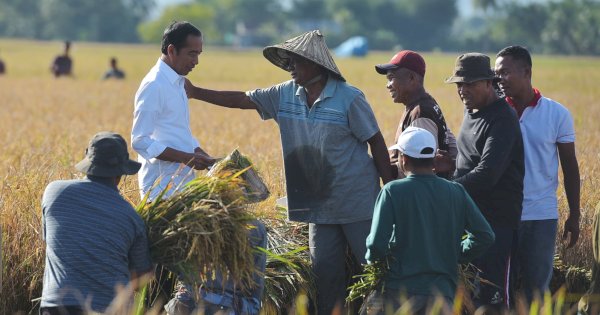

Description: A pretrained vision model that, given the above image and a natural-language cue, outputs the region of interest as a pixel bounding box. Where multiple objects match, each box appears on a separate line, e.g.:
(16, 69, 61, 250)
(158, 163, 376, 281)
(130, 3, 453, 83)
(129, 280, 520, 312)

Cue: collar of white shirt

(157, 58, 185, 87)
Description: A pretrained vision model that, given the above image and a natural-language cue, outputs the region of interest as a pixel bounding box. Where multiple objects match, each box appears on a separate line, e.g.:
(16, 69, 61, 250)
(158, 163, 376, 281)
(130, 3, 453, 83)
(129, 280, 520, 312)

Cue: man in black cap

(40, 132, 153, 314)
(445, 53, 524, 313)
(375, 50, 457, 179)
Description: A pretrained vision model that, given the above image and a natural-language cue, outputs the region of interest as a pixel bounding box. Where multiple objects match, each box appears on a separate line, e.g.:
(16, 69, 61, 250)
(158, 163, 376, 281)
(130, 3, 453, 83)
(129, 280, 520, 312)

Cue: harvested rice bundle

(346, 260, 387, 303)
(136, 174, 257, 289)
(347, 261, 480, 304)
(261, 217, 315, 314)
(208, 149, 269, 203)
(262, 247, 315, 314)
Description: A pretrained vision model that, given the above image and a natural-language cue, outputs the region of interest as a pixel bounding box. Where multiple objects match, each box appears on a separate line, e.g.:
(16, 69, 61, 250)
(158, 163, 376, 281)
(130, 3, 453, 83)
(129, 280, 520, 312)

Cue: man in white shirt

(134, 21, 267, 315)
(132, 21, 215, 200)
(495, 45, 581, 304)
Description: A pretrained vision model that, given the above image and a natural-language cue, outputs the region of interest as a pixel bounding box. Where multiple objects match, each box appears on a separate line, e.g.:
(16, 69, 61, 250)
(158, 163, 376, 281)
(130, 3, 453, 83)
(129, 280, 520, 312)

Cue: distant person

(40, 132, 153, 314)
(445, 53, 524, 313)
(495, 45, 580, 303)
(0, 50, 5, 74)
(374, 50, 457, 179)
(362, 127, 494, 315)
(185, 30, 393, 314)
(51, 41, 73, 77)
(103, 57, 126, 80)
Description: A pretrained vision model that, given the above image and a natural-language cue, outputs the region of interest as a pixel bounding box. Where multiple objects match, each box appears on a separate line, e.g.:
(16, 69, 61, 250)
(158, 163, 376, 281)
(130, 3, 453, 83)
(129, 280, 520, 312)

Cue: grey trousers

(309, 220, 371, 315)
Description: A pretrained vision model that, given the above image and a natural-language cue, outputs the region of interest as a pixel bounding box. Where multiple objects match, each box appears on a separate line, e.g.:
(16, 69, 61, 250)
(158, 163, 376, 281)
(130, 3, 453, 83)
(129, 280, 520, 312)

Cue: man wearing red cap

(375, 50, 457, 179)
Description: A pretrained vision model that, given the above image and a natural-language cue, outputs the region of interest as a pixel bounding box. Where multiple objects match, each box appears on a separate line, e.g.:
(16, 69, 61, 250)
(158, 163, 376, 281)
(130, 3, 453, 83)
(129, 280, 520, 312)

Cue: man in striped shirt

(40, 132, 153, 314)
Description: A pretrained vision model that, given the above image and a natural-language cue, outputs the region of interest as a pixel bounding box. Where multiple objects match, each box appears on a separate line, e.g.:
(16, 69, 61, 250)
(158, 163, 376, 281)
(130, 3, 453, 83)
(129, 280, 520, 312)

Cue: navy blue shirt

(41, 178, 152, 311)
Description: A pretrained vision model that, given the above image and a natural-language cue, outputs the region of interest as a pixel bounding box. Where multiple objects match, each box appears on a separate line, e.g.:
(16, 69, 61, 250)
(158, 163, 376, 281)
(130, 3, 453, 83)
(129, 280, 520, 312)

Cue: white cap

(388, 126, 437, 158)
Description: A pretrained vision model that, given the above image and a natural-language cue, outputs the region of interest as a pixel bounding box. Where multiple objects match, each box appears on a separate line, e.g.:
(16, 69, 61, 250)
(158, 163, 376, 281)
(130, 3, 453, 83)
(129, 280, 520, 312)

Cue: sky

(152, 0, 478, 18)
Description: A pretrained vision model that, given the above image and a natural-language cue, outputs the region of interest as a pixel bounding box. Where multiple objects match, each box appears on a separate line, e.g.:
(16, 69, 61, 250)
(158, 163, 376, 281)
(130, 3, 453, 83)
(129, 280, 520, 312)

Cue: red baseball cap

(375, 50, 426, 77)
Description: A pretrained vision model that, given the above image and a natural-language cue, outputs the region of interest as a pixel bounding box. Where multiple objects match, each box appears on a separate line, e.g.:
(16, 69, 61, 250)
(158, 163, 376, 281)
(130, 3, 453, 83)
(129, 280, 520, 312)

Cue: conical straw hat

(263, 30, 345, 82)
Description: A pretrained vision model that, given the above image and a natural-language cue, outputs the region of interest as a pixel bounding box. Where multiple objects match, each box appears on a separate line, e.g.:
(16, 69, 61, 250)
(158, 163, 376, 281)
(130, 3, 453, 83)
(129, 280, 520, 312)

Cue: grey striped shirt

(41, 178, 152, 311)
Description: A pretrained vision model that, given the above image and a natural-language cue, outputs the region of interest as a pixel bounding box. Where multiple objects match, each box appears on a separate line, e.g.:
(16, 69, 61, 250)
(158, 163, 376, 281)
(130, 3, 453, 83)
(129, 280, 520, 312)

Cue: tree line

(0, 0, 598, 55)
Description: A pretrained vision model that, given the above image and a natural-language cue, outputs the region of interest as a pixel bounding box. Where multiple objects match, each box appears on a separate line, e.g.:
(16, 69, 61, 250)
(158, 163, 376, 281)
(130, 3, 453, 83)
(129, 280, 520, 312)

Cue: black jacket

(454, 98, 524, 229)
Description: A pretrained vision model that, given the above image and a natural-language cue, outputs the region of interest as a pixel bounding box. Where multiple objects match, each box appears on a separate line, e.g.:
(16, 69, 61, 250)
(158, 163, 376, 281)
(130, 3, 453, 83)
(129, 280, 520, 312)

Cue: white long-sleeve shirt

(132, 59, 200, 199)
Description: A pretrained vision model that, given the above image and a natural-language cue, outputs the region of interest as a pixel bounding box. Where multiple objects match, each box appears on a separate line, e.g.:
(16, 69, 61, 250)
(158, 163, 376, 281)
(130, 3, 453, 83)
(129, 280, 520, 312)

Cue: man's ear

(400, 154, 408, 172)
(167, 44, 176, 57)
(524, 66, 532, 80)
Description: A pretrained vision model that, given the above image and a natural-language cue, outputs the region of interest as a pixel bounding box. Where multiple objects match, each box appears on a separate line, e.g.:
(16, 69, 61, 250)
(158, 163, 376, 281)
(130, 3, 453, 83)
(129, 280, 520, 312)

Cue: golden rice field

(1, 38, 599, 313)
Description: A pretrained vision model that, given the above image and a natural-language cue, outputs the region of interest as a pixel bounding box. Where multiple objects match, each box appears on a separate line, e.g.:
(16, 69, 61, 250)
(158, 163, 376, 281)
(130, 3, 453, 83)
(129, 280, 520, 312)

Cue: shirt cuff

(145, 141, 168, 159)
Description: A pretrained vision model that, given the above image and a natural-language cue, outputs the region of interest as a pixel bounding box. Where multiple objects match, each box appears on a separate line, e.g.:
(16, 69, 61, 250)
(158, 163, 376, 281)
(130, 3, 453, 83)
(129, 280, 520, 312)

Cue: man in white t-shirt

(495, 45, 581, 303)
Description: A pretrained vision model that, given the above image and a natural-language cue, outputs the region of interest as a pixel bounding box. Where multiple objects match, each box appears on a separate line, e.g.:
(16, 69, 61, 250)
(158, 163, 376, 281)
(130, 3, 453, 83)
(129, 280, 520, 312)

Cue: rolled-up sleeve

(246, 83, 283, 121)
(132, 83, 168, 159)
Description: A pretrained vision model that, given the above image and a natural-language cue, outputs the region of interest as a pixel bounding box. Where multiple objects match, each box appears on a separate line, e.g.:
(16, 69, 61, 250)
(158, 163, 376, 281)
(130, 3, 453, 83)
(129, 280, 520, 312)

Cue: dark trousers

(39, 306, 84, 315)
(472, 225, 517, 313)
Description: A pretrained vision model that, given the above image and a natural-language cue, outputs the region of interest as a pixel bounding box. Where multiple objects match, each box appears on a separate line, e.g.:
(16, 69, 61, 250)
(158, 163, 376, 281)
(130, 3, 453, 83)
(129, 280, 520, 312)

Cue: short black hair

(161, 21, 202, 55)
(497, 45, 532, 67)
(404, 155, 434, 169)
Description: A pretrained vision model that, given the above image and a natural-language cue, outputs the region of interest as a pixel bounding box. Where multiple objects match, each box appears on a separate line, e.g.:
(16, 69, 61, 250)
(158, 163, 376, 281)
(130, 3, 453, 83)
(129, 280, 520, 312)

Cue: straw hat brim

(262, 30, 345, 82)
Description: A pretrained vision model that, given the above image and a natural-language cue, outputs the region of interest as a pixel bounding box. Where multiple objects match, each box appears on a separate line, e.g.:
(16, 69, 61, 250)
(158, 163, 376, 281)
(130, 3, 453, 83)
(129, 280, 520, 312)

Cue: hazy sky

(152, 0, 477, 18)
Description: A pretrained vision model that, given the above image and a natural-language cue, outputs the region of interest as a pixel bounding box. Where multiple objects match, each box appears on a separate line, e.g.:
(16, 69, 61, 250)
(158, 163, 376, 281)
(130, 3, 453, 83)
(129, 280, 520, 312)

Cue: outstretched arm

(185, 79, 257, 110)
(558, 142, 580, 248)
(156, 147, 216, 170)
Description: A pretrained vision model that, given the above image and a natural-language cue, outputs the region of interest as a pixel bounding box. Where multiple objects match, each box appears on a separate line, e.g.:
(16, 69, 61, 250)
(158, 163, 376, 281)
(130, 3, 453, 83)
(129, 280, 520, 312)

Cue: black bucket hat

(445, 53, 497, 84)
(75, 132, 141, 177)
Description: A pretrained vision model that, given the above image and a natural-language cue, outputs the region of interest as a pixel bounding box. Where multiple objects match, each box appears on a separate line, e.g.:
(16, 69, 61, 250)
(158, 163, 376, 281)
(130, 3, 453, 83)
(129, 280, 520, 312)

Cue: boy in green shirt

(363, 127, 495, 314)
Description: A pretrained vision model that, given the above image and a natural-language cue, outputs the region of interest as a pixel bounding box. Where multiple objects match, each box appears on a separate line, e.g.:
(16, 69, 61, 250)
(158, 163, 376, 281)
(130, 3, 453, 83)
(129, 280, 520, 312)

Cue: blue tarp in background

(334, 36, 369, 57)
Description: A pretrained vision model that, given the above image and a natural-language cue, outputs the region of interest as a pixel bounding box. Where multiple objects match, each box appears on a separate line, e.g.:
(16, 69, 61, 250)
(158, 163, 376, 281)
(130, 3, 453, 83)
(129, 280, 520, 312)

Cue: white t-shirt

(517, 95, 575, 220)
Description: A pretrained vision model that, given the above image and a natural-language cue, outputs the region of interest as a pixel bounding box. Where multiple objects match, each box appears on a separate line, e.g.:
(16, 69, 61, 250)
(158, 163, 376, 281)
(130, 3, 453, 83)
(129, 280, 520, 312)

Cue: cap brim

(388, 144, 401, 151)
(444, 75, 496, 84)
(75, 157, 92, 174)
(124, 159, 142, 175)
(75, 158, 141, 176)
(375, 63, 398, 75)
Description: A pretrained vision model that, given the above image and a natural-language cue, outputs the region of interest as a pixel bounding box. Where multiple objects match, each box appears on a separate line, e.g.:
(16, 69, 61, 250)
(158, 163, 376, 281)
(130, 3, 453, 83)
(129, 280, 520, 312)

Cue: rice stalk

(208, 149, 269, 203)
(136, 169, 258, 292)
(347, 260, 388, 303)
(259, 217, 315, 314)
(346, 260, 481, 304)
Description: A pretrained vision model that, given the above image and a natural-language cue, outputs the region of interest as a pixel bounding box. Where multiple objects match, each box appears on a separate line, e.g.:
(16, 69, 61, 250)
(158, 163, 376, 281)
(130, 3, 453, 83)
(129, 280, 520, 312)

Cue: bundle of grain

(208, 149, 269, 203)
(261, 217, 315, 314)
(136, 174, 257, 290)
